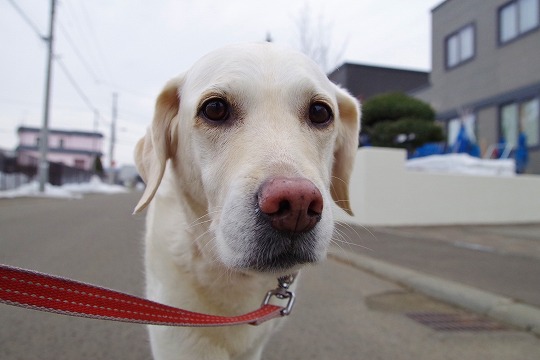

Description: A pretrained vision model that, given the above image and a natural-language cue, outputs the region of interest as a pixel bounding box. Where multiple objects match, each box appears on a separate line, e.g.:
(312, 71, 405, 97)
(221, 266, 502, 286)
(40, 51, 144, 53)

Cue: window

(448, 114, 477, 149)
(59, 139, 65, 148)
(500, 98, 540, 148)
(74, 159, 86, 169)
(445, 24, 475, 69)
(499, 0, 539, 43)
(520, 0, 539, 32)
(501, 104, 519, 147)
(521, 98, 540, 146)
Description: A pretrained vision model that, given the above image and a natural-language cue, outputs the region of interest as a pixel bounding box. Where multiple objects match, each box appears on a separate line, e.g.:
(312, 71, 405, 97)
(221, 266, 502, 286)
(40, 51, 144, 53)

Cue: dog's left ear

(331, 86, 360, 216)
(133, 77, 183, 214)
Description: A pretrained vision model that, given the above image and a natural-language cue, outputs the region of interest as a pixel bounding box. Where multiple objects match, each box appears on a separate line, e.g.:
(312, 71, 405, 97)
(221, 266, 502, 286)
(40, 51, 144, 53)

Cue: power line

(55, 58, 111, 128)
(6, 0, 100, 117)
(62, 0, 106, 81)
(7, 0, 115, 133)
(6, 0, 45, 39)
(102, 83, 154, 101)
(62, 0, 118, 94)
(6, 1, 109, 126)
(58, 23, 102, 84)
(77, 0, 115, 86)
(55, 57, 96, 112)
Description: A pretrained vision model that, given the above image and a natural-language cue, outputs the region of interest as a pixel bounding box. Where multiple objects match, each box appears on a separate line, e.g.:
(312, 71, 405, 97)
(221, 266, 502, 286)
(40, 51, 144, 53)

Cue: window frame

(498, 0, 540, 45)
(499, 96, 540, 150)
(444, 23, 476, 70)
(74, 159, 86, 169)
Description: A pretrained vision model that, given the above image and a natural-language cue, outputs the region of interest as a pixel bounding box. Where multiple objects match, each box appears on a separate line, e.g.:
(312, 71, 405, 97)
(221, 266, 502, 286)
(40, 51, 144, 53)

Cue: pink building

(16, 126, 103, 171)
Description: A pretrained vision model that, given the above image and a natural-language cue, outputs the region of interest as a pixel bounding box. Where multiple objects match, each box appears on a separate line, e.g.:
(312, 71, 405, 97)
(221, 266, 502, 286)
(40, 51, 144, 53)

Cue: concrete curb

(329, 249, 540, 336)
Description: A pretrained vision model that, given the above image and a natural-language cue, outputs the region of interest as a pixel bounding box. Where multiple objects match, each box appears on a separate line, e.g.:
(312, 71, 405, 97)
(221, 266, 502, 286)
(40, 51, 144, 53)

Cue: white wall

(336, 148, 540, 226)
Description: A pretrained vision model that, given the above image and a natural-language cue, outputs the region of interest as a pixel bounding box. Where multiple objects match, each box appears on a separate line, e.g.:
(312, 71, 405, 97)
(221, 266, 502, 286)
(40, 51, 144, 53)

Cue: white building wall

(335, 148, 540, 226)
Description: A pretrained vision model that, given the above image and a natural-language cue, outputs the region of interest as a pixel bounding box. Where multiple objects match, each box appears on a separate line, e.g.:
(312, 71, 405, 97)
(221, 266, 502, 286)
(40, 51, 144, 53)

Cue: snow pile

(63, 176, 128, 195)
(0, 172, 31, 190)
(406, 154, 516, 176)
(0, 176, 128, 199)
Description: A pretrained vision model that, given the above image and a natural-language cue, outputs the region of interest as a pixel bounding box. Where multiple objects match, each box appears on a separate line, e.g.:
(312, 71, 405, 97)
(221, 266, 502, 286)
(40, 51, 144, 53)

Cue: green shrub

(362, 92, 435, 129)
(370, 118, 444, 149)
(93, 155, 105, 177)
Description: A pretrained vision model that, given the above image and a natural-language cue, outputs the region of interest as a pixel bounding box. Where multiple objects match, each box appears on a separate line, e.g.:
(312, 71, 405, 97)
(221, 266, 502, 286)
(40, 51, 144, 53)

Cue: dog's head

(134, 43, 360, 273)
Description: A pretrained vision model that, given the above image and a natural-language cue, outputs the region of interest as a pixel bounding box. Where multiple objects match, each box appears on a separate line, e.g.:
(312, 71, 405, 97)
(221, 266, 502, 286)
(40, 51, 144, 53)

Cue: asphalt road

(1, 192, 539, 360)
(336, 223, 540, 307)
(0, 193, 150, 360)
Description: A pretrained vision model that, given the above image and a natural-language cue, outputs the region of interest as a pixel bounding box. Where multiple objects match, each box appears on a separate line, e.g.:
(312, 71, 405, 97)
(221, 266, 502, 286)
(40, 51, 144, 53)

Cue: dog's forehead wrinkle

(190, 76, 332, 113)
(185, 44, 333, 102)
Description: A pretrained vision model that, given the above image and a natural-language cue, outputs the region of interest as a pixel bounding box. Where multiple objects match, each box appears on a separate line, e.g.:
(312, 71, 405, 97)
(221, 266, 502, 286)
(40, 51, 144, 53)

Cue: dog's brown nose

(258, 177, 323, 233)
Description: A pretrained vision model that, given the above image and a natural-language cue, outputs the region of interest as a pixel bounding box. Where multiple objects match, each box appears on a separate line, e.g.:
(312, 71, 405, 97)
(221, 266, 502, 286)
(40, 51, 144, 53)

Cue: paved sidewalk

(267, 258, 540, 360)
(333, 223, 540, 335)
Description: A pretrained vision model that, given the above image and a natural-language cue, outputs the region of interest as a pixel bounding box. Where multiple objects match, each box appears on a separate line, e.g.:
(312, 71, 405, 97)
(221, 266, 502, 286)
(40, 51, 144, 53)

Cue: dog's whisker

(329, 237, 347, 254)
(197, 230, 219, 254)
(329, 176, 349, 201)
(185, 218, 214, 230)
(331, 227, 355, 254)
(184, 208, 223, 230)
(332, 236, 373, 252)
(211, 256, 236, 286)
(331, 175, 348, 186)
(195, 230, 213, 247)
(338, 220, 378, 242)
(332, 222, 374, 253)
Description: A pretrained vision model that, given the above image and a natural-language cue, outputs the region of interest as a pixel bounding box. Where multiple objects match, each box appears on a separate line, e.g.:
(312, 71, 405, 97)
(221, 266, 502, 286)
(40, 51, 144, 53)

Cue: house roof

(328, 62, 430, 101)
(17, 126, 104, 138)
(16, 145, 103, 157)
(431, 0, 452, 13)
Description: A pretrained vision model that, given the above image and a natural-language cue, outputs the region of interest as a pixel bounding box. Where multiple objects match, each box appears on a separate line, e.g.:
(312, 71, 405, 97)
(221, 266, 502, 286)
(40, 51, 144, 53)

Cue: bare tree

(294, 3, 347, 73)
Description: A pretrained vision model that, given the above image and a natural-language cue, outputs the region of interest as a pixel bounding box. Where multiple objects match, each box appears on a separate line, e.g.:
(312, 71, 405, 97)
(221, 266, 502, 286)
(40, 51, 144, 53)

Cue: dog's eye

(309, 102, 333, 125)
(201, 98, 229, 122)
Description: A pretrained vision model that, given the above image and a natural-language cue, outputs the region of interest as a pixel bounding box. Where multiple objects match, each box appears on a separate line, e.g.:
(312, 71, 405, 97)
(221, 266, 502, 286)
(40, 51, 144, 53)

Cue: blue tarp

(453, 123, 480, 157)
(515, 132, 529, 174)
(455, 124, 469, 153)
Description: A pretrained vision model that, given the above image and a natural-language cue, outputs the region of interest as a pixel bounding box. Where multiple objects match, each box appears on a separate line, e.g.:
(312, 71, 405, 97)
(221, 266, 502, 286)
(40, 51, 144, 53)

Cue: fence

(335, 147, 540, 226)
(0, 152, 93, 191)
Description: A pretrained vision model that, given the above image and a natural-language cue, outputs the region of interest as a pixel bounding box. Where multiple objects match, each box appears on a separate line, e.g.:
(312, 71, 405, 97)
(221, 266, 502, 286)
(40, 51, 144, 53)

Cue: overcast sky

(1, 0, 441, 167)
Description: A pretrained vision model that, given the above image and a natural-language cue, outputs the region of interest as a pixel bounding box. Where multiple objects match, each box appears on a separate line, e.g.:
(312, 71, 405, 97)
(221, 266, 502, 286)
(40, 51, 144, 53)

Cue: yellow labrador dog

(134, 43, 359, 360)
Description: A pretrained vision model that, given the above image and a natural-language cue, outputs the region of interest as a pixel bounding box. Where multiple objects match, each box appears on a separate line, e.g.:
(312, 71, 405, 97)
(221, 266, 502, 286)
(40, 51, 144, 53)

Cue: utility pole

(38, 0, 57, 192)
(92, 109, 100, 152)
(108, 92, 118, 184)
(92, 109, 99, 162)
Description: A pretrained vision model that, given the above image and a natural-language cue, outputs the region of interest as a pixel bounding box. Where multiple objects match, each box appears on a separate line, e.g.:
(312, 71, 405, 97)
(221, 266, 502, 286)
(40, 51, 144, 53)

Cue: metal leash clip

(262, 274, 297, 316)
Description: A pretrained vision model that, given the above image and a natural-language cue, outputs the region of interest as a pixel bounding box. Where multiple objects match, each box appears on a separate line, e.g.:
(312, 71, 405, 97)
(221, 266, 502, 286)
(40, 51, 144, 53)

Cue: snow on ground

(0, 176, 128, 199)
(1, 154, 515, 199)
(406, 154, 516, 176)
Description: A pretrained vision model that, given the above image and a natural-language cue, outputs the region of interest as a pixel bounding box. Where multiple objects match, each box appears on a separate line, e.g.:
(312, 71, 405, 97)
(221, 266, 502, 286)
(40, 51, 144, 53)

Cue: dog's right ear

(133, 77, 183, 214)
(331, 86, 360, 216)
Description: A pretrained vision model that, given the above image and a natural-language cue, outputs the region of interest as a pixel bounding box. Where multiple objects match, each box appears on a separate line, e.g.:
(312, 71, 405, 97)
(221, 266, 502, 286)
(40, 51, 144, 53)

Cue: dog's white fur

(134, 43, 360, 360)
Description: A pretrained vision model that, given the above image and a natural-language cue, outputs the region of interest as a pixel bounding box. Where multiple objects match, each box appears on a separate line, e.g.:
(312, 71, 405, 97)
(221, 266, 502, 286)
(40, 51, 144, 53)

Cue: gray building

(328, 63, 429, 102)
(413, 0, 540, 173)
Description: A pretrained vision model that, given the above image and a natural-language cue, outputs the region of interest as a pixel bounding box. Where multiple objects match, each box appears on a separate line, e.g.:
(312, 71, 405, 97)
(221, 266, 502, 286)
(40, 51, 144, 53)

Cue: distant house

(412, 0, 540, 173)
(328, 63, 429, 102)
(16, 126, 103, 171)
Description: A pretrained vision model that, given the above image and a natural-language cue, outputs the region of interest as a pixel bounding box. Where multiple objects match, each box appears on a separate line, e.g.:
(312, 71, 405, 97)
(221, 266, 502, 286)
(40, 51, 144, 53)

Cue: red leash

(0, 264, 295, 327)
